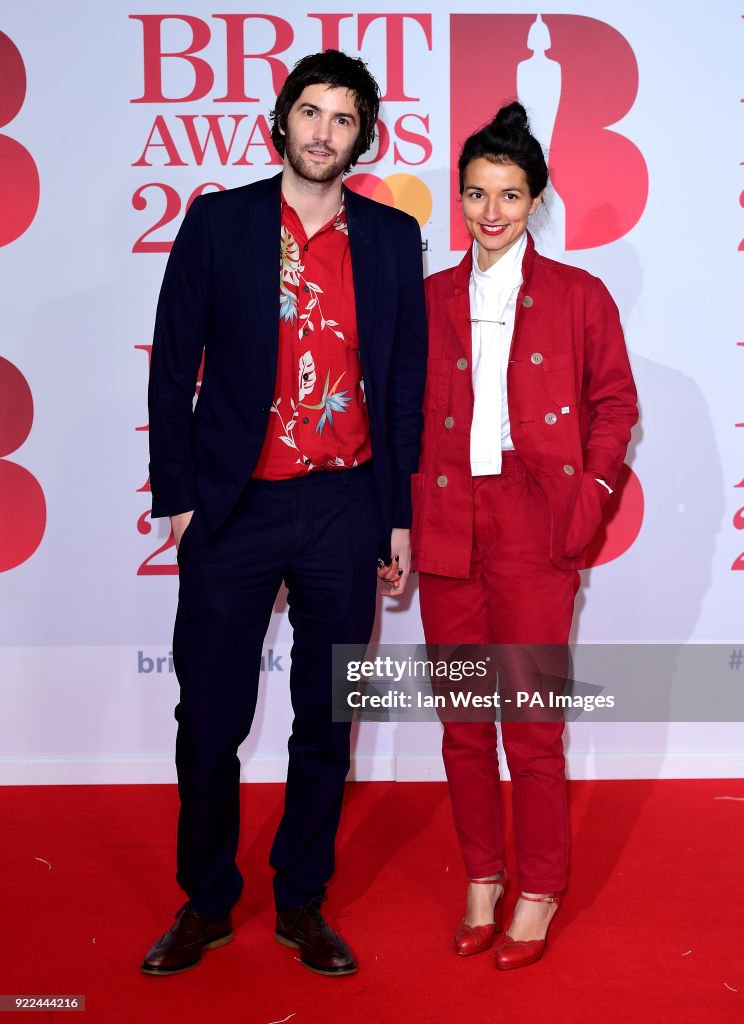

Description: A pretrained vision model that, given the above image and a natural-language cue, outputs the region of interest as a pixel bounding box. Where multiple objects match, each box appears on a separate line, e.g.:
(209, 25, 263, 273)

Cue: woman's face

(461, 158, 542, 270)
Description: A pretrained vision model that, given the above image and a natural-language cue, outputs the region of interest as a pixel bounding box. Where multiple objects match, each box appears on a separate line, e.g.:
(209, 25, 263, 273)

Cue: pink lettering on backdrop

(0, 358, 46, 572)
(130, 12, 294, 103)
(135, 346, 205, 575)
(0, 33, 40, 247)
(357, 14, 432, 100)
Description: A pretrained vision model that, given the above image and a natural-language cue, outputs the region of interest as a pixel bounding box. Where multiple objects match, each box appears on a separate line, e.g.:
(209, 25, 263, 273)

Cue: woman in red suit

(411, 103, 637, 969)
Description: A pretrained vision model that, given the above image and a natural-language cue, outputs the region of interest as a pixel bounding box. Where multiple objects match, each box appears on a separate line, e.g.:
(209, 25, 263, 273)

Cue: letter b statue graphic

(450, 14, 648, 251)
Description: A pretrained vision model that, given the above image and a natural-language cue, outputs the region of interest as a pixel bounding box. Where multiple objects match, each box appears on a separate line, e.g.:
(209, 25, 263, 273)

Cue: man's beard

(284, 131, 351, 184)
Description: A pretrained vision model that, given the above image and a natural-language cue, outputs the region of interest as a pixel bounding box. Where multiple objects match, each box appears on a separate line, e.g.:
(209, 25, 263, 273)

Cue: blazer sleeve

(147, 195, 211, 518)
(580, 276, 638, 488)
(386, 214, 428, 527)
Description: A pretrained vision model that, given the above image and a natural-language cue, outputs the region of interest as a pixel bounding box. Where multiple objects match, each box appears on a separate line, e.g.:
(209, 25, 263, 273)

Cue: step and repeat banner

(1, 2, 742, 782)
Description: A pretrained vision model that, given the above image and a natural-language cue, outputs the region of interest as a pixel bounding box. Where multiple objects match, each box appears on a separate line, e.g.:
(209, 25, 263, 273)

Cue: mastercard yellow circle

(383, 174, 432, 228)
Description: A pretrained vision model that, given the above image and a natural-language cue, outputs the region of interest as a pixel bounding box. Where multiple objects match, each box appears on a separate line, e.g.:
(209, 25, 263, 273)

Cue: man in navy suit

(141, 50, 426, 977)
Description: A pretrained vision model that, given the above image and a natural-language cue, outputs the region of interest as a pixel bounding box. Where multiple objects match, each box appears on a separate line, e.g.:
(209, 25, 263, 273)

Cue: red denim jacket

(412, 233, 638, 577)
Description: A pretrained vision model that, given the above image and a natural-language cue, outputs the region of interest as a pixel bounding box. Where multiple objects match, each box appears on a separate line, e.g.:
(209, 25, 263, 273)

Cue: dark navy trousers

(172, 463, 382, 918)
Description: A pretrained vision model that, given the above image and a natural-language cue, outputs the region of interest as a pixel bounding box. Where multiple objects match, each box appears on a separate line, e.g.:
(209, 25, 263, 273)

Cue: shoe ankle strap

(469, 871, 507, 885)
(519, 892, 560, 903)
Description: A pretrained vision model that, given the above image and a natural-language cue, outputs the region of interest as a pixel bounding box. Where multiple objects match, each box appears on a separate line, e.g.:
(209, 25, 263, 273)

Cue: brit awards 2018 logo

(128, 13, 435, 248)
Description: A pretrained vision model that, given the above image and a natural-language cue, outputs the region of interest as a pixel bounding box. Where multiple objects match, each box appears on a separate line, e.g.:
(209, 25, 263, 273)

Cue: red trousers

(418, 453, 580, 892)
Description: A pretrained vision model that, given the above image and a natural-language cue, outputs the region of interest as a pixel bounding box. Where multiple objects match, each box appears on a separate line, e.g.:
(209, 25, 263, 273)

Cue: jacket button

(444, 416, 454, 429)
(437, 475, 448, 487)
(531, 352, 543, 365)
(522, 295, 534, 308)
(544, 413, 557, 425)
(563, 464, 575, 476)
(457, 358, 468, 370)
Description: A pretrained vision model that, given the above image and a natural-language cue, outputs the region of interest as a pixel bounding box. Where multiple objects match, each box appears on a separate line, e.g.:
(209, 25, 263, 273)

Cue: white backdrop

(1, 1, 742, 783)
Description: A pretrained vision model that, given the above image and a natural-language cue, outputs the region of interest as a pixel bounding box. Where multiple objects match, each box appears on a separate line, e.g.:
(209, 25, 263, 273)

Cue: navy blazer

(148, 172, 427, 547)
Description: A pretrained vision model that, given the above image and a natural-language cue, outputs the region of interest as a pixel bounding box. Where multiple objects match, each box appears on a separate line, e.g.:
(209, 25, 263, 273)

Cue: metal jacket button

(531, 352, 543, 365)
(545, 413, 557, 425)
(457, 357, 468, 370)
(563, 464, 575, 475)
(437, 475, 448, 487)
(522, 295, 533, 308)
(444, 416, 454, 429)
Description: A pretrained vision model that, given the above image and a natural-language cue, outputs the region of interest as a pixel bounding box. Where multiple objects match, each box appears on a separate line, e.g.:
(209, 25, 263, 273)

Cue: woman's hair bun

(491, 102, 530, 134)
(457, 99, 548, 198)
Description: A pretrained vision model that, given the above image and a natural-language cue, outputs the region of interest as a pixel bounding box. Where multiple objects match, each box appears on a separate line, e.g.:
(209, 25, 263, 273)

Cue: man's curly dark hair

(270, 49, 381, 171)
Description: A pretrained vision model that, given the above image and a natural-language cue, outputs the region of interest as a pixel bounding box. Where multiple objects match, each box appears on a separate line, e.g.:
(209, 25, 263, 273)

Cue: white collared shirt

(469, 232, 526, 476)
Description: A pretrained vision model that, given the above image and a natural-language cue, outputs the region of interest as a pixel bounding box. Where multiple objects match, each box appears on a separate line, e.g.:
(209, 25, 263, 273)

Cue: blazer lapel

(244, 173, 282, 383)
(344, 187, 378, 392)
(446, 248, 473, 356)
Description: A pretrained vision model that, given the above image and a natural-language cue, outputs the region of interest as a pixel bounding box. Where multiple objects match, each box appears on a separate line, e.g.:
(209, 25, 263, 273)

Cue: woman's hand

(377, 528, 412, 596)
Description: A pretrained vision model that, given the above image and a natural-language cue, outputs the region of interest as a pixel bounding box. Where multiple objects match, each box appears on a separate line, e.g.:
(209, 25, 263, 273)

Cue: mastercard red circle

(344, 173, 395, 207)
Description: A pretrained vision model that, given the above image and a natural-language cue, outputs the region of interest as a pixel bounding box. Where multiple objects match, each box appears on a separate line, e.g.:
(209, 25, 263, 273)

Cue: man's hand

(171, 510, 194, 551)
(377, 528, 412, 597)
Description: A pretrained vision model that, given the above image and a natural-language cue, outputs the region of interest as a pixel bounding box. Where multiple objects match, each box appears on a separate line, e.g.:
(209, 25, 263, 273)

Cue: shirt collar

(280, 193, 346, 240)
(470, 231, 527, 288)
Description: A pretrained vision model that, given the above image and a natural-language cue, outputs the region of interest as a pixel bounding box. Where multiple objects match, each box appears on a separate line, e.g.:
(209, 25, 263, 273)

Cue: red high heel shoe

(454, 872, 508, 956)
(494, 892, 561, 970)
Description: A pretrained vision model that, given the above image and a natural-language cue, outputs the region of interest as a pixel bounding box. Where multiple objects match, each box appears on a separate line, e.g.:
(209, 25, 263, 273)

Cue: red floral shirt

(252, 196, 372, 479)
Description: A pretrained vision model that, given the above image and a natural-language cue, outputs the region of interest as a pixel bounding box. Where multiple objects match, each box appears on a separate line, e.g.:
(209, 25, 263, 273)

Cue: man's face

(282, 84, 361, 184)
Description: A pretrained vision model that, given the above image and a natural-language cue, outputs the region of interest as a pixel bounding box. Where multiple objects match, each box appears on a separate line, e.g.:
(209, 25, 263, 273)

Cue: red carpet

(1, 780, 742, 1023)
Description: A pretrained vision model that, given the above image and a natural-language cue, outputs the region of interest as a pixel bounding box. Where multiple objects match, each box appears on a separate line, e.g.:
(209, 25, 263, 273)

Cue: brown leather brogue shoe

(275, 897, 357, 976)
(141, 902, 233, 976)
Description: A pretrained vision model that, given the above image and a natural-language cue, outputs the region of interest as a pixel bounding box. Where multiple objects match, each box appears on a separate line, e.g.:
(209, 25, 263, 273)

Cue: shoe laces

(300, 894, 328, 928)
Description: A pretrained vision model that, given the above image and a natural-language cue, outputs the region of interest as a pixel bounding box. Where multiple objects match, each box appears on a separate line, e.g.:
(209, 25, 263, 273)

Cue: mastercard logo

(346, 172, 432, 229)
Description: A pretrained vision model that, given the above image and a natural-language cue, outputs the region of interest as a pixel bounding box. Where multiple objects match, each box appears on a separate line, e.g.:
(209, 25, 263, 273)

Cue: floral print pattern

(258, 199, 370, 475)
